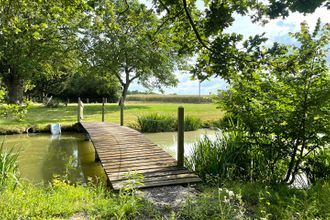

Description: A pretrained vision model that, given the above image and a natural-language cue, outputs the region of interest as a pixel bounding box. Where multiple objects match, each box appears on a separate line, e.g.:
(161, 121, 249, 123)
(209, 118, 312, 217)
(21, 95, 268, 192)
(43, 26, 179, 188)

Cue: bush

(0, 102, 30, 120)
(137, 114, 202, 132)
(183, 116, 202, 131)
(303, 148, 330, 184)
(137, 114, 176, 132)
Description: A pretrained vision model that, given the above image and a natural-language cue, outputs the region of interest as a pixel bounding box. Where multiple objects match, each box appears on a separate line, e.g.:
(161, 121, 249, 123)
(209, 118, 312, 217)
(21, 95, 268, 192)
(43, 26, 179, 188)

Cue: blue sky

(130, 2, 330, 95)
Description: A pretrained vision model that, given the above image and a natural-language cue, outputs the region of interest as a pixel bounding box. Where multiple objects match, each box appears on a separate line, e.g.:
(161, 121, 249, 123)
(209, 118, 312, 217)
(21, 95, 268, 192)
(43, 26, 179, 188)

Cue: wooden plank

(112, 177, 201, 189)
(109, 169, 192, 181)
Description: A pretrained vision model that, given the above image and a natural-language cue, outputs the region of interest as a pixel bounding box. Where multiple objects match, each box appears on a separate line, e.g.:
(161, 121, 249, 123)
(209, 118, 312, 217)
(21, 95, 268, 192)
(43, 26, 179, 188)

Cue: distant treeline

(126, 94, 212, 103)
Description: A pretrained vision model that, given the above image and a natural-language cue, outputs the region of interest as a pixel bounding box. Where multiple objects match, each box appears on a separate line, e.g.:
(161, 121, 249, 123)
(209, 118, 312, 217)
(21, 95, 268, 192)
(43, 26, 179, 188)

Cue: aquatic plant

(0, 140, 19, 189)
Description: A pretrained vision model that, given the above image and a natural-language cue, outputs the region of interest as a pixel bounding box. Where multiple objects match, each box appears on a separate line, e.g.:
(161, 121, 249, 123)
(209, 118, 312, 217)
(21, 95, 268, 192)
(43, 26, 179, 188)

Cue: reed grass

(186, 130, 250, 182)
(0, 140, 19, 188)
(137, 114, 202, 132)
(137, 114, 176, 132)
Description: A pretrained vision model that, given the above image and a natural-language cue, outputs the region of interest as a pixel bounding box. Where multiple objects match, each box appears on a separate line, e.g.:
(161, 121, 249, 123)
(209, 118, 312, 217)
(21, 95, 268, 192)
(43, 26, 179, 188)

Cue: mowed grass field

(0, 102, 224, 133)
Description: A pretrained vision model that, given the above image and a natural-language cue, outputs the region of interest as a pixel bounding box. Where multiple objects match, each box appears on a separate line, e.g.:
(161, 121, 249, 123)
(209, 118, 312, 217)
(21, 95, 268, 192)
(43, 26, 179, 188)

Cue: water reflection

(144, 129, 218, 158)
(1, 133, 106, 184)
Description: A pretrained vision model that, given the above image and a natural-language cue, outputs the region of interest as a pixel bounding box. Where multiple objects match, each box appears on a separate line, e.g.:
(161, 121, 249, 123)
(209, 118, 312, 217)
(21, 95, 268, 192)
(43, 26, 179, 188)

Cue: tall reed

(137, 114, 176, 132)
(186, 130, 251, 182)
(0, 140, 19, 188)
(137, 114, 202, 132)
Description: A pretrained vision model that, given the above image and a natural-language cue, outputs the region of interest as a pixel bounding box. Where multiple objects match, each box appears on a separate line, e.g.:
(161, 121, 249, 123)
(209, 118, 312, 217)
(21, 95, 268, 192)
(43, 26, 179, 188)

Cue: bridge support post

(102, 97, 105, 122)
(177, 106, 184, 167)
(77, 97, 84, 123)
(120, 97, 124, 126)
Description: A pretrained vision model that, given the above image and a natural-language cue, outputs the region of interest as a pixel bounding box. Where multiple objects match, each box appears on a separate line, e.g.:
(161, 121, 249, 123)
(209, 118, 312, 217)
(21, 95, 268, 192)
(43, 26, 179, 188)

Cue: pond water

(1, 129, 218, 184)
(144, 129, 218, 158)
(1, 133, 107, 184)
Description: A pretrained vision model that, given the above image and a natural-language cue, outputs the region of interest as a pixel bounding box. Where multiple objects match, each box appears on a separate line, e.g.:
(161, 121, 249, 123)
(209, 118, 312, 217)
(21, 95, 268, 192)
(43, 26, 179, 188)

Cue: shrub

(0, 102, 30, 120)
(137, 114, 176, 133)
(303, 148, 330, 184)
(183, 116, 202, 131)
(137, 114, 202, 132)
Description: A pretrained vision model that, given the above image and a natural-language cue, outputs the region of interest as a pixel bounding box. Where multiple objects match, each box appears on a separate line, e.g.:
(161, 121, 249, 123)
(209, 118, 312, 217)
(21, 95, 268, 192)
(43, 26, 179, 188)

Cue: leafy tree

(152, 0, 328, 81)
(61, 71, 120, 102)
(218, 20, 330, 184)
(0, 0, 88, 104)
(84, 0, 185, 104)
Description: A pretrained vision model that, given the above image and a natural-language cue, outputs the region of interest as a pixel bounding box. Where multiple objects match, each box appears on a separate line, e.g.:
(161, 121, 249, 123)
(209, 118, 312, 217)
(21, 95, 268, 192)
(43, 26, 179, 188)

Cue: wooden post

(177, 106, 184, 167)
(102, 97, 105, 122)
(77, 97, 81, 123)
(120, 101, 124, 126)
(77, 97, 84, 123)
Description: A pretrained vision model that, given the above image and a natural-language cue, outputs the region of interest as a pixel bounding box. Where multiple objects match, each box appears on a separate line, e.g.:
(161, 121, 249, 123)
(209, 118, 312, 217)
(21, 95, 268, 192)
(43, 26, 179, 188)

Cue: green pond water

(1, 129, 217, 184)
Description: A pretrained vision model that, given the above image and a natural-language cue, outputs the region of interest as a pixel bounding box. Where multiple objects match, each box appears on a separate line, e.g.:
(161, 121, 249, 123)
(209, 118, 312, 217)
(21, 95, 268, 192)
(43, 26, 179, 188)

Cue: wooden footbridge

(79, 106, 201, 190)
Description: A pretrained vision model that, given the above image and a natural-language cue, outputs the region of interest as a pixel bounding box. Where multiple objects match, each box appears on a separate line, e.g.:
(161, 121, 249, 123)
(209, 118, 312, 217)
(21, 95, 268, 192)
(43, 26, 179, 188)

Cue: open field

(126, 94, 212, 103)
(0, 103, 224, 134)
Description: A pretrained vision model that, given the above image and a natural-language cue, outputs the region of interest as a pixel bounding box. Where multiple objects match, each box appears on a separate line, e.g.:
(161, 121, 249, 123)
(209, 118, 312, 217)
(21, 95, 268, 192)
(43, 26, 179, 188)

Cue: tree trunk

(6, 74, 24, 104)
(119, 83, 129, 105)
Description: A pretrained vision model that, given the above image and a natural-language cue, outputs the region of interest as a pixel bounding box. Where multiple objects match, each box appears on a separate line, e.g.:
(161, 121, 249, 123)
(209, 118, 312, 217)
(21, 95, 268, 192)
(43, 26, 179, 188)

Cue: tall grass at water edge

(137, 114, 202, 132)
(186, 129, 251, 182)
(0, 140, 19, 188)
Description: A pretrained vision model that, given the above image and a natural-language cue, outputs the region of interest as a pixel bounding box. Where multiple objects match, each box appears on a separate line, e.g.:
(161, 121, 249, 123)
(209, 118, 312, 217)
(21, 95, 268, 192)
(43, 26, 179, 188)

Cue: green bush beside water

(137, 114, 202, 132)
(137, 113, 176, 132)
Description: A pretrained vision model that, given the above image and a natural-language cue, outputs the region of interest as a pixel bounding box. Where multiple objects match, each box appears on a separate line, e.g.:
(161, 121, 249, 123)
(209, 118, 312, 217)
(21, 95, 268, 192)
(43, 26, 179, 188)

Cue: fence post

(77, 97, 81, 123)
(177, 106, 184, 167)
(102, 97, 105, 122)
(120, 99, 124, 126)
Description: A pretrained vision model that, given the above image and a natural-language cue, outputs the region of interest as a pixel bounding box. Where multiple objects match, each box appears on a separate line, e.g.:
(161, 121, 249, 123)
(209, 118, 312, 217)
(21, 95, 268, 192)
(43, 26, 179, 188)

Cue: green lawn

(0, 103, 224, 133)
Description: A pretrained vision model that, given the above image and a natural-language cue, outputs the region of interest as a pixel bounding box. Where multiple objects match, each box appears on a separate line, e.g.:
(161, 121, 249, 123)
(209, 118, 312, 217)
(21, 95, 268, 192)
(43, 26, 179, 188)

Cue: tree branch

(182, 0, 212, 52)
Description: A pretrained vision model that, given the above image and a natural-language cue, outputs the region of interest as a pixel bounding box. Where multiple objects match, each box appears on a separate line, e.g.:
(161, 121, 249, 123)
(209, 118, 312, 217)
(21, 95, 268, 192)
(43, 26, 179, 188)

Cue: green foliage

(137, 113, 176, 133)
(303, 148, 330, 183)
(84, 0, 185, 104)
(0, 102, 31, 120)
(0, 177, 145, 219)
(183, 116, 202, 131)
(0, 0, 88, 104)
(217, 21, 330, 184)
(60, 72, 120, 102)
(178, 181, 330, 219)
(126, 94, 212, 103)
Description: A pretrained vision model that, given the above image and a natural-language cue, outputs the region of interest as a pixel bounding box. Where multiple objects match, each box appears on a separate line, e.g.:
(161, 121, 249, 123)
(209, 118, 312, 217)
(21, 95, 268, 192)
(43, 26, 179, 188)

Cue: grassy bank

(0, 103, 223, 134)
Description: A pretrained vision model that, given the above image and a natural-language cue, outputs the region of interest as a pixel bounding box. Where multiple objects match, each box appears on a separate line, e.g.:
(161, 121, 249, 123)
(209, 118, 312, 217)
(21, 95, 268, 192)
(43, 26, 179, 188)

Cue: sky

(130, 2, 330, 95)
